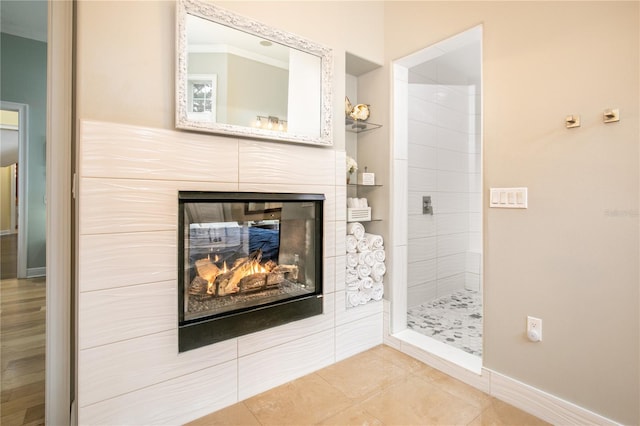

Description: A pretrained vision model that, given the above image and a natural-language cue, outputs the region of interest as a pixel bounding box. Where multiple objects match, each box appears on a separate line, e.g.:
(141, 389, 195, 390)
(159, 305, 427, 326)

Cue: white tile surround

(77, 120, 383, 425)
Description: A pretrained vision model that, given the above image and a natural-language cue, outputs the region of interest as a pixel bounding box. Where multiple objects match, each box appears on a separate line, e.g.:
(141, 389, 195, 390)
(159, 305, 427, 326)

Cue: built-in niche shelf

(345, 118, 382, 133)
(345, 52, 387, 308)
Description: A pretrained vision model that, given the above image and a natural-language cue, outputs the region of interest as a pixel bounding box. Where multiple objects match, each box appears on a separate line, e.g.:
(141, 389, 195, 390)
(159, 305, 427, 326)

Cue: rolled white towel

(346, 252, 359, 268)
(356, 263, 371, 279)
(346, 281, 359, 292)
(372, 272, 384, 283)
(347, 222, 365, 240)
(359, 290, 372, 304)
(364, 233, 384, 250)
(358, 251, 375, 267)
(372, 261, 386, 278)
(373, 248, 385, 263)
(356, 238, 369, 253)
(346, 235, 357, 253)
(346, 268, 358, 284)
(372, 284, 384, 301)
(360, 277, 374, 289)
(347, 291, 360, 307)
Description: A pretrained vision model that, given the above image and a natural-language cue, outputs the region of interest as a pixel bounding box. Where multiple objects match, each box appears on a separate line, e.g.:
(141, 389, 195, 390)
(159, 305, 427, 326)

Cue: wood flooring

(1, 234, 18, 279)
(1, 277, 46, 426)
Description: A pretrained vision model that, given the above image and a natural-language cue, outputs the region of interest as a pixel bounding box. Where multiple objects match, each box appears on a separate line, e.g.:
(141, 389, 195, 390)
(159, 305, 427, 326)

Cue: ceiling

(0, 0, 48, 42)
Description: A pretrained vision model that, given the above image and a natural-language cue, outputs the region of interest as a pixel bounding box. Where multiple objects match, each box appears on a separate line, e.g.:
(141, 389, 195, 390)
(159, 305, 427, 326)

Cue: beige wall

(77, 0, 386, 152)
(385, 2, 639, 424)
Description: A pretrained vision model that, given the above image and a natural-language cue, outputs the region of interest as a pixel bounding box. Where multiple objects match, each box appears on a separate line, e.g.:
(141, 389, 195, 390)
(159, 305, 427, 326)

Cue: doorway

(390, 26, 483, 372)
(0, 103, 28, 280)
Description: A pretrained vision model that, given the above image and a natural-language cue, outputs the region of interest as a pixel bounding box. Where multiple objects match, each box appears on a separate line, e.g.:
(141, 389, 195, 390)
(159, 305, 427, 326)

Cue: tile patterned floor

(188, 345, 549, 426)
(407, 289, 483, 357)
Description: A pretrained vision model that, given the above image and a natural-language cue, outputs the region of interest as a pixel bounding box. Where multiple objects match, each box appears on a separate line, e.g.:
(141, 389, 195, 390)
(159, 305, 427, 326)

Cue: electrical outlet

(527, 316, 542, 342)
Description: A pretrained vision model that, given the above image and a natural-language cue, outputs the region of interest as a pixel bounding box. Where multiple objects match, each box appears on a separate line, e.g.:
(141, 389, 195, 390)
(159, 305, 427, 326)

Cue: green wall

(0, 33, 47, 273)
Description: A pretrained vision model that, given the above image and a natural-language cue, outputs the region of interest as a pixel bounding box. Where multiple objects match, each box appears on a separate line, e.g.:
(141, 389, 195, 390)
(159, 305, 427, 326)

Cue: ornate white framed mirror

(176, 0, 333, 146)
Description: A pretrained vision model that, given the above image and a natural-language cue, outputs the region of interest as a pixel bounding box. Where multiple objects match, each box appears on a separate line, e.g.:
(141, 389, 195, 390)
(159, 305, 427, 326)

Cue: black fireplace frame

(178, 191, 324, 352)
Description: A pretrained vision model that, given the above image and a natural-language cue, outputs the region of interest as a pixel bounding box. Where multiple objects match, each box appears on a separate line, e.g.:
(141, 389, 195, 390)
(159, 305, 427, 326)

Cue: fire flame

(250, 261, 267, 275)
(197, 255, 276, 296)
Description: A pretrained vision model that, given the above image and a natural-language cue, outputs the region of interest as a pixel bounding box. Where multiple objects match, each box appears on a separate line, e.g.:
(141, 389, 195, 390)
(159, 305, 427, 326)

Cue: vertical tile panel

(78, 331, 237, 407)
(239, 140, 335, 185)
(80, 120, 239, 181)
(335, 312, 384, 361)
(237, 293, 335, 357)
(408, 258, 437, 287)
(78, 280, 176, 349)
(408, 237, 436, 262)
(238, 329, 335, 400)
(78, 231, 176, 292)
(408, 214, 436, 239)
(408, 281, 437, 307)
(324, 255, 336, 294)
(334, 254, 346, 292)
(408, 168, 436, 192)
(80, 179, 238, 235)
(79, 360, 238, 426)
(408, 144, 437, 169)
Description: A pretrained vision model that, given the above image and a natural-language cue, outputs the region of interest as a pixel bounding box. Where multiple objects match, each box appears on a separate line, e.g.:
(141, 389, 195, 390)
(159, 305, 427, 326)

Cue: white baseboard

(488, 369, 620, 426)
(27, 267, 46, 278)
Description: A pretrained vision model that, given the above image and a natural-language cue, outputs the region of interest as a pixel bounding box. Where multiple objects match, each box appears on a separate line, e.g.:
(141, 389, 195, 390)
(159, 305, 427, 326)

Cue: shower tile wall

(407, 75, 481, 308)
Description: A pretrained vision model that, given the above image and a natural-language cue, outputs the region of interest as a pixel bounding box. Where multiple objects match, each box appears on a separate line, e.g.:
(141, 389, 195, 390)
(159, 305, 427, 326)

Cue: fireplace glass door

(178, 192, 324, 351)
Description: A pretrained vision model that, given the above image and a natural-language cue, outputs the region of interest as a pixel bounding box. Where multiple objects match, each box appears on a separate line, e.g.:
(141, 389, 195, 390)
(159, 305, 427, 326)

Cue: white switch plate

(489, 187, 528, 209)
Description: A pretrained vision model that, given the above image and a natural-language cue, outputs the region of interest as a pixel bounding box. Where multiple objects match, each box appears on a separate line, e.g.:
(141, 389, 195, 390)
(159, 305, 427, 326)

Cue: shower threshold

(392, 329, 482, 374)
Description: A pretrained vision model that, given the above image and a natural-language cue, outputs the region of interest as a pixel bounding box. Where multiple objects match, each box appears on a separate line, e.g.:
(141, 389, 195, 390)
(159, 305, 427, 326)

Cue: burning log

(266, 271, 285, 287)
(264, 260, 277, 272)
(194, 248, 301, 297)
(273, 264, 299, 281)
(195, 258, 221, 283)
(239, 272, 267, 292)
(189, 276, 208, 295)
(216, 250, 264, 296)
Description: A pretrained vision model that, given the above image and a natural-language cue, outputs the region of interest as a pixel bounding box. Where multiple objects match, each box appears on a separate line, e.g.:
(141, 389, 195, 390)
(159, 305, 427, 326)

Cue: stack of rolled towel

(345, 222, 386, 307)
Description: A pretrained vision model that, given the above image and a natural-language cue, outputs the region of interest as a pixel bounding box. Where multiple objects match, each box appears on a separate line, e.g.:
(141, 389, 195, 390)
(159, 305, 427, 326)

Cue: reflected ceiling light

(254, 115, 287, 132)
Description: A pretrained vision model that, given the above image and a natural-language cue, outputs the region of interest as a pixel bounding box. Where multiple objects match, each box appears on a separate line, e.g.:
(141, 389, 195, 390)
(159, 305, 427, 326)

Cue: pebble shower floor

(407, 289, 482, 357)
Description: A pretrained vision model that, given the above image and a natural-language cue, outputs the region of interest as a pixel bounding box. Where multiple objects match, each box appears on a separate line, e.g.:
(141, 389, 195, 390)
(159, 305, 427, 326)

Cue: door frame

(389, 25, 484, 374)
(0, 101, 29, 278)
(46, 0, 73, 424)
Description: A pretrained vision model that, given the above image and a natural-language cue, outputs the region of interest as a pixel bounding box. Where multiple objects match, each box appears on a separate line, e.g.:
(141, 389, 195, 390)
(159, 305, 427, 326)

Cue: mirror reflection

(177, 0, 332, 145)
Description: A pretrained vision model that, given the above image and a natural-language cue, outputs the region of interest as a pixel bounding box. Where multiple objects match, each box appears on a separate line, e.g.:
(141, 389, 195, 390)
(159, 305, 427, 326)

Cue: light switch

(490, 188, 528, 209)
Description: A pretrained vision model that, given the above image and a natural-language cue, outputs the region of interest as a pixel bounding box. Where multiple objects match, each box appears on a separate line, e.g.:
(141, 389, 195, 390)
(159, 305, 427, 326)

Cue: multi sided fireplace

(178, 191, 324, 352)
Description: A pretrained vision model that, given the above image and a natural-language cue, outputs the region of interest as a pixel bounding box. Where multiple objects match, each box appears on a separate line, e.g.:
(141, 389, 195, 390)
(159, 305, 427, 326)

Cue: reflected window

(188, 74, 217, 122)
